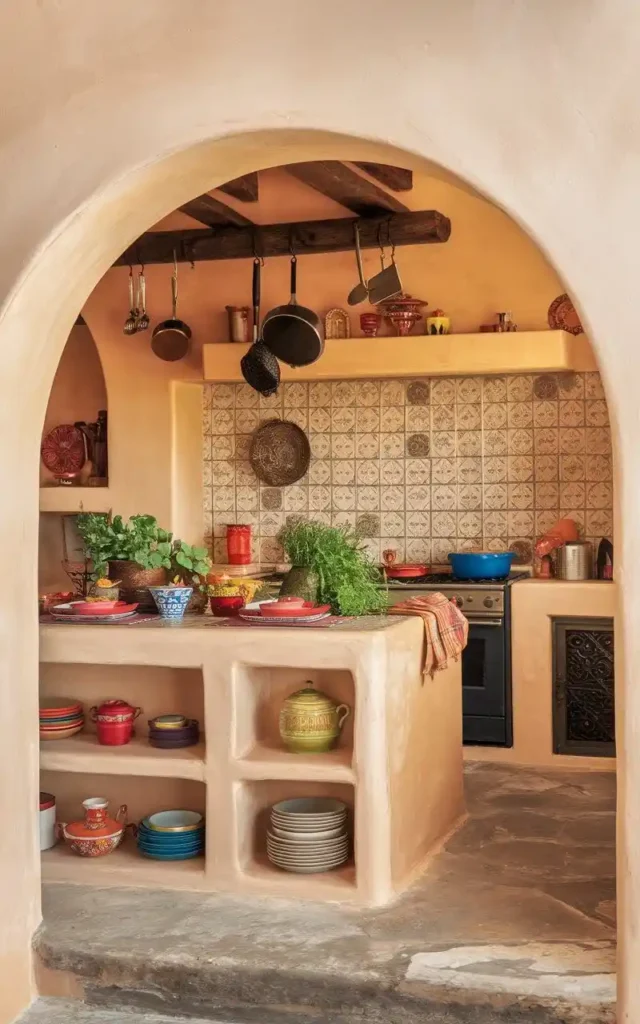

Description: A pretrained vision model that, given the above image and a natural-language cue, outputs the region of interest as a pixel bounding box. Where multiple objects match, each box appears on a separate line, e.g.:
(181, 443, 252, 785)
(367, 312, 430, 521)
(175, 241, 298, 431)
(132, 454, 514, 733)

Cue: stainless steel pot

(556, 541, 592, 580)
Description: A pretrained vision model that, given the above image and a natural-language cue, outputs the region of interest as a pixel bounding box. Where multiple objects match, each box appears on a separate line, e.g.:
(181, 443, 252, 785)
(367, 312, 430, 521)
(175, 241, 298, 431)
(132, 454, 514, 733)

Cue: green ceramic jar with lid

(279, 682, 350, 753)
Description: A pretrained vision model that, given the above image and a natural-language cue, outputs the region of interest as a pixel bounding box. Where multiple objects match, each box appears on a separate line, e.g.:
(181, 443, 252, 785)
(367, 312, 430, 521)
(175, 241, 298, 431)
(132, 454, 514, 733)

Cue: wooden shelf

(39, 487, 112, 514)
(235, 743, 354, 783)
(42, 835, 207, 891)
(40, 734, 206, 781)
(203, 331, 597, 382)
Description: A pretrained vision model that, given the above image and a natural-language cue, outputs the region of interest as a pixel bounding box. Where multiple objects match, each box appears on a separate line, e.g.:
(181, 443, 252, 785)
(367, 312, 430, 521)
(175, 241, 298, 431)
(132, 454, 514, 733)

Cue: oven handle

(468, 618, 503, 627)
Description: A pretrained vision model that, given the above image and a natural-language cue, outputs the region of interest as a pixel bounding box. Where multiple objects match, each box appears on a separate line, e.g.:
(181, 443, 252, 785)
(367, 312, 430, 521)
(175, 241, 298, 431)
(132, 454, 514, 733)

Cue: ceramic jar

(39, 791, 56, 851)
(279, 684, 350, 753)
(148, 585, 193, 620)
(226, 524, 252, 565)
(90, 698, 141, 745)
(60, 797, 127, 857)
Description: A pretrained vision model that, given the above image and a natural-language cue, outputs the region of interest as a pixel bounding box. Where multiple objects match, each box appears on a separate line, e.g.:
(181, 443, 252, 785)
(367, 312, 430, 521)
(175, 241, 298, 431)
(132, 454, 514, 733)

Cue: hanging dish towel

(388, 593, 469, 677)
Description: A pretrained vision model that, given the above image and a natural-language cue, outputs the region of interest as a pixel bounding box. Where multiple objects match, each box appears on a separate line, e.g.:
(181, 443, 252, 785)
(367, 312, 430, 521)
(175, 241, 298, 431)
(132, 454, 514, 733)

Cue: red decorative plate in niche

(547, 293, 583, 336)
(41, 424, 86, 481)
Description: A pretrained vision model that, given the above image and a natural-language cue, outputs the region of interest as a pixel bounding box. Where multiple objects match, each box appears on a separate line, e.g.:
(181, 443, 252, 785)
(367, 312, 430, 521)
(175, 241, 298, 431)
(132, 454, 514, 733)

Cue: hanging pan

(152, 252, 192, 362)
(240, 257, 280, 396)
(262, 255, 324, 367)
(367, 223, 402, 305)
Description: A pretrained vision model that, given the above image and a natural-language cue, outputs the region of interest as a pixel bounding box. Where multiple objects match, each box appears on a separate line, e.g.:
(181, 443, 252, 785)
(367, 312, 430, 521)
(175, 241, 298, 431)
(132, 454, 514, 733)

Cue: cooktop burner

(387, 571, 529, 587)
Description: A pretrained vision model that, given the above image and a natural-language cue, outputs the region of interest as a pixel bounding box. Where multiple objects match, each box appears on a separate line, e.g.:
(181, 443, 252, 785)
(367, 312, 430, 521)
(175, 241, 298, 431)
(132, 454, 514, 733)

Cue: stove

(386, 571, 529, 748)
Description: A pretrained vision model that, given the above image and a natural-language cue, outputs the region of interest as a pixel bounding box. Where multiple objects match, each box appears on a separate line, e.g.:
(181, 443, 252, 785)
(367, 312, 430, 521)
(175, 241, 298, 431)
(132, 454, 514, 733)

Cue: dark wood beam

(218, 172, 259, 202)
(114, 210, 450, 266)
(285, 161, 409, 215)
(354, 163, 413, 192)
(179, 193, 254, 228)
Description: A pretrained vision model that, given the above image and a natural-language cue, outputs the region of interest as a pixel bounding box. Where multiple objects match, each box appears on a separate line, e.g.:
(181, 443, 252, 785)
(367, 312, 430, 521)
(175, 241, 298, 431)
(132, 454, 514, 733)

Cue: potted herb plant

(76, 513, 173, 612)
(169, 540, 212, 614)
(277, 519, 387, 616)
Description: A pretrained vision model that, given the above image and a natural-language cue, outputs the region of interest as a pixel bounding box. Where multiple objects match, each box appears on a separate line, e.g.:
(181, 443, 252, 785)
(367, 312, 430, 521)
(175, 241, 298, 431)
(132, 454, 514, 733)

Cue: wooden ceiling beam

(179, 193, 254, 228)
(354, 163, 413, 192)
(114, 210, 451, 266)
(285, 161, 409, 215)
(218, 172, 259, 202)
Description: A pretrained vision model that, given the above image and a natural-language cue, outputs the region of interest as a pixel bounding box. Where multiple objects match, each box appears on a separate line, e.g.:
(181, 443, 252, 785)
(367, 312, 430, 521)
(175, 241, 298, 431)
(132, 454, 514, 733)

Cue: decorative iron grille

(552, 617, 615, 757)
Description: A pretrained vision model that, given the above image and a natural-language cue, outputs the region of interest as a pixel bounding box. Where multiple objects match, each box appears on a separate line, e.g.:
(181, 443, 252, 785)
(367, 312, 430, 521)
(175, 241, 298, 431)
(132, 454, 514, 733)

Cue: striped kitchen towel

(388, 593, 469, 677)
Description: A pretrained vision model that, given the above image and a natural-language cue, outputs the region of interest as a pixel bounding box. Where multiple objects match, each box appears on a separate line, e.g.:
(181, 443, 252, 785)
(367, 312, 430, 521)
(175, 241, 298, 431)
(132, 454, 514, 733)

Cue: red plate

(40, 424, 86, 475)
(384, 564, 427, 578)
(39, 697, 82, 716)
(250, 602, 331, 619)
(53, 601, 139, 616)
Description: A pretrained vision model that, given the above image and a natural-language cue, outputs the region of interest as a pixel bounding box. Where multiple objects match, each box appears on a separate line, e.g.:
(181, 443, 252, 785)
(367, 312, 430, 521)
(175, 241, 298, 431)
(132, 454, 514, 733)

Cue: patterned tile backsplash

(202, 371, 613, 566)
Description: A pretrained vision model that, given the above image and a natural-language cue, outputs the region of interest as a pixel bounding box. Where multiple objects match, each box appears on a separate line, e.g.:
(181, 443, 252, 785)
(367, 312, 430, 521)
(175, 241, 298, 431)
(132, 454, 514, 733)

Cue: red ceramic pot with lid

(90, 698, 141, 746)
(60, 797, 127, 857)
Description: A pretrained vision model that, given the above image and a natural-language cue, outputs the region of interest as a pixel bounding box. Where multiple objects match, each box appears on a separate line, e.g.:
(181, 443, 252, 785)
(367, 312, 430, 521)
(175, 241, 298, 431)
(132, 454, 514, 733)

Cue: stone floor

(36, 763, 617, 1024)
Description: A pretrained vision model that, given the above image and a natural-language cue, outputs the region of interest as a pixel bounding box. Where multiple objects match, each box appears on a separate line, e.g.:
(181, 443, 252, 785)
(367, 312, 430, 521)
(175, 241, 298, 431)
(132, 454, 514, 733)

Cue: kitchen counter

(39, 615, 465, 905)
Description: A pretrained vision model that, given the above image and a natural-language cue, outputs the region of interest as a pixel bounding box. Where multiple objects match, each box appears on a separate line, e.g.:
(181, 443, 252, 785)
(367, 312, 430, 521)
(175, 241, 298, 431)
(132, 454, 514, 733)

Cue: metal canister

(556, 541, 592, 580)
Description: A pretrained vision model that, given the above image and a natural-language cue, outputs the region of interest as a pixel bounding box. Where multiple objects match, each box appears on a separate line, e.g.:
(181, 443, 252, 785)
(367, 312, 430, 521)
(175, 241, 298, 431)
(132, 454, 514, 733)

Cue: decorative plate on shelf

(249, 419, 311, 486)
(324, 308, 351, 340)
(547, 293, 583, 335)
(40, 424, 86, 478)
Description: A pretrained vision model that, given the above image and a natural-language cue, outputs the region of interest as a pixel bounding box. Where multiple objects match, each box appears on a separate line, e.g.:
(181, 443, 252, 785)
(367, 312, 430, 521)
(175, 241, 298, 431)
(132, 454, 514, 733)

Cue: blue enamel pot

(448, 552, 514, 580)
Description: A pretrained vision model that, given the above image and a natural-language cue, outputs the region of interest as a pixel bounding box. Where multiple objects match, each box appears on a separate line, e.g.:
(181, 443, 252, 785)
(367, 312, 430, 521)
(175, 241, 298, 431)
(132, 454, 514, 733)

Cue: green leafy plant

(170, 540, 211, 587)
(277, 519, 387, 616)
(76, 513, 173, 579)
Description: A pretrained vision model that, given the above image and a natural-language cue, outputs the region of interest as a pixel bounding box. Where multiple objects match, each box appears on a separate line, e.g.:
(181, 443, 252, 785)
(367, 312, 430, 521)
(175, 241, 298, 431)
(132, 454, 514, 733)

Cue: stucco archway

(1, 6, 638, 1020)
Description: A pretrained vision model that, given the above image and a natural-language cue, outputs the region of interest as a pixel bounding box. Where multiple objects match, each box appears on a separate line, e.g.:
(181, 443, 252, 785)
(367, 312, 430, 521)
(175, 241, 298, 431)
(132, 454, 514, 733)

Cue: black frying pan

(241, 258, 280, 396)
(262, 256, 324, 367)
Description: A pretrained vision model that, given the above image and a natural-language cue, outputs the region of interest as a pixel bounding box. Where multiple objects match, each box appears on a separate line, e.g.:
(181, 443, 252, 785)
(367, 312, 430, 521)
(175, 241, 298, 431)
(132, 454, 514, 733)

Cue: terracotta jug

(60, 797, 127, 857)
(279, 683, 350, 754)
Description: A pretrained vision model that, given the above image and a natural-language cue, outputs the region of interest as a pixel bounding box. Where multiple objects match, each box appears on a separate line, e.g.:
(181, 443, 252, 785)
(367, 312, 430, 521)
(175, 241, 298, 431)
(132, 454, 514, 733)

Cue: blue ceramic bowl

(448, 552, 514, 580)
(143, 810, 203, 832)
(148, 587, 193, 621)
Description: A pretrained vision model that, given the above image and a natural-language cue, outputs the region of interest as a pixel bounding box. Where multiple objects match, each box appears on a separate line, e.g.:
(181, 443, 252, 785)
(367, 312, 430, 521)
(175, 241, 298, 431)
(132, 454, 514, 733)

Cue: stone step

(17, 999, 221, 1024)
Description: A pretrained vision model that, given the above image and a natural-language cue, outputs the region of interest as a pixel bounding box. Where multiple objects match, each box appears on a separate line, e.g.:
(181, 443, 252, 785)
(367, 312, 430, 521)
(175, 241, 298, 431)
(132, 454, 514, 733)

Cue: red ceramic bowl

(209, 595, 245, 618)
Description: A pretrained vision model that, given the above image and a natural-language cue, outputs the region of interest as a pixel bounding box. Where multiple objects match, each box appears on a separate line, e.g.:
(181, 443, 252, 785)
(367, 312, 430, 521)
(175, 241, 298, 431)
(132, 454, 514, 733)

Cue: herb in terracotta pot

(76, 513, 174, 610)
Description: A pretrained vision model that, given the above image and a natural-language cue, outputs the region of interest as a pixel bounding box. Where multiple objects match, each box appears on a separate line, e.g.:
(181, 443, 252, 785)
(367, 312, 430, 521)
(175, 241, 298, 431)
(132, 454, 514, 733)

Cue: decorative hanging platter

(41, 424, 86, 483)
(249, 419, 311, 486)
(547, 293, 583, 335)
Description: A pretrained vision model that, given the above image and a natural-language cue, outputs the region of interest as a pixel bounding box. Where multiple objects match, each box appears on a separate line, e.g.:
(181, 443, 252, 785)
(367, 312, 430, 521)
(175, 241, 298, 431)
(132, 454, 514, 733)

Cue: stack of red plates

(40, 697, 84, 741)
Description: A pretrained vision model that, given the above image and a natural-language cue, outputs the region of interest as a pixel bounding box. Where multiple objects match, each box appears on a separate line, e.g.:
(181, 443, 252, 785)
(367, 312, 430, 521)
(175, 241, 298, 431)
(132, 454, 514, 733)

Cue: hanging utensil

(123, 266, 138, 335)
(136, 265, 149, 332)
(262, 255, 324, 367)
(347, 222, 369, 306)
(151, 252, 191, 361)
(367, 223, 403, 305)
(240, 257, 280, 396)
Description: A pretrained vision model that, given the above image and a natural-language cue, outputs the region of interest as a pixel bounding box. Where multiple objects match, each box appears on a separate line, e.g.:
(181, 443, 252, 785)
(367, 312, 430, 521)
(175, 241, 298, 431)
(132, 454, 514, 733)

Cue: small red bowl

(210, 595, 245, 618)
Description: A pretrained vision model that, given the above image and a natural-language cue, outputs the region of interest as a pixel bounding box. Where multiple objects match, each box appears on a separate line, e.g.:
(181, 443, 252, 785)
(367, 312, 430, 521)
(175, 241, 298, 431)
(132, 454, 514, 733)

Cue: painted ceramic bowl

(209, 595, 244, 617)
(149, 586, 193, 620)
(144, 810, 203, 833)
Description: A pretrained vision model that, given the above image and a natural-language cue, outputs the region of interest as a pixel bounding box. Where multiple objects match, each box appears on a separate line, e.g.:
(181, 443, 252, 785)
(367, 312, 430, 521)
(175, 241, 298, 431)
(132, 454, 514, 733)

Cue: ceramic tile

(356, 486, 379, 511)
(355, 432, 379, 459)
(483, 483, 508, 509)
(310, 433, 331, 459)
(261, 537, 283, 562)
(533, 428, 558, 454)
(381, 380, 406, 406)
(406, 485, 431, 511)
(202, 462, 213, 488)
(212, 487, 235, 511)
(331, 433, 355, 459)
(210, 383, 235, 409)
(236, 487, 259, 512)
(356, 406, 380, 432)
(533, 401, 558, 428)
(333, 407, 356, 432)
(482, 538, 509, 553)
(407, 406, 432, 432)
(432, 511, 457, 537)
(203, 487, 213, 512)
(457, 403, 481, 430)
(557, 371, 584, 399)
(362, 538, 381, 562)
(431, 404, 456, 431)
(585, 400, 609, 427)
(283, 486, 308, 512)
(457, 511, 482, 538)
(381, 433, 404, 458)
(283, 382, 308, 406)
(585, 453, 612, 481)
(211, 408, 234, 434)
(259, 390, 283, 412)
(355, 380, 380, 407)
(456, 377, 482, 403)
(380, 537, 406, 561)
(559, 454, 585, 481)
(585, 427, 611, 454)
(405, 538, 431, 562)
(558, 508, 586, 533)
(508, 483, 535, 509)
(483, 429, 508, 456)
(381, 486, 404, 511)
(309, 485, 333, 510)
(483, 511, 508, 537)
(309, 511, 332, 527)
(483, 457, 508, 483)
(432, 537, 456, 562)
(235, 460, 257, 486)
(431, 485, 456, 510)
(202, 435, 212, 461)
(211, 435, 235, 460)
(380, 406, 405, 432)
(235, 384, 260, 409)
(506, 510, 534, 536)
(586, 509, 613, 535)
(533, 374, 558, 401)
(381, 511, 405, 535)
(308, 460, 330, 485)
(309, 408, 331, 433)
(483, 377, 507, 403)
(202, 407, 212, 435)
(558, 400, 585, 427)
(535, 509, 561, 535)
(332, 461, 356, 485)
(406, 511, 430, 537)
(332, 511, 356, 530)
(309, 382, 332, 407)
(235, 436, 251, 461)
(457, 484, 482, 510)
(405, 380, 429, 406)
(212, 538, 226, 563)
(202, 386, 214, 411)
(586, 481, 613, 509)
(559, 481, 585, 508)
(284, 407, 309, 430)
(483, 403, 507, 429)
(507, 375, 533, 402)
(431, 378, 456, 405)
(356, 460, 380, 485)
(585, 372, 605, 400)
(331, 381, 355, 406)
(507, 428, 534, 455)
(261, 487, 283, 511)
(457, 457, 482, 483)
(431, 431, 456, 457)
(406, 433, 430, 457)
(431, 457, 456, 483)
(234, 408, 260, 434)
(508, 402, 533, 429)
(380, 459, 405, 485)
(535, 482, 560, 509)
(559, 427, 586, 454)
(211, 460, 235, 486)
(507, 456, 533, 482)
(356, 512, 380, 537)
(509, 539, 534, 564)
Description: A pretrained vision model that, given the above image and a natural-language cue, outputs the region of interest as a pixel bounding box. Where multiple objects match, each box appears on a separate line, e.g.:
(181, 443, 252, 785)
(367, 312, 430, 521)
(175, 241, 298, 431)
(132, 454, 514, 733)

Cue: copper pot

(108, 560, 166, 612)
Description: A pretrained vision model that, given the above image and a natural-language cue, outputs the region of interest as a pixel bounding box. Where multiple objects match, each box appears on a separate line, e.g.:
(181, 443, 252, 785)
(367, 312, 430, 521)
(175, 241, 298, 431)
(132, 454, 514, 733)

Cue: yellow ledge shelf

(39, 734, 206, 782)
(234, 743, 354, 783)
(203, 331, 597, 382)
(42, 836, 207, 891)
(39, 486, 112, 514)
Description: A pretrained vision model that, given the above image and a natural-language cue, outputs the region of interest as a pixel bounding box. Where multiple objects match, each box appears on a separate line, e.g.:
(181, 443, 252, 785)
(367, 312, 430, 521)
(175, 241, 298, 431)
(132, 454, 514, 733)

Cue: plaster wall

(1, 2, 639, 1020)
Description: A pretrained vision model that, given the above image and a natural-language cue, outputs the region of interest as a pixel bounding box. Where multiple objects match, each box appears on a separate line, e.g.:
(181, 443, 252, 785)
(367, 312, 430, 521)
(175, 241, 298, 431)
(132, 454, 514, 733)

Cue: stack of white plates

(267, 798, 349, 874)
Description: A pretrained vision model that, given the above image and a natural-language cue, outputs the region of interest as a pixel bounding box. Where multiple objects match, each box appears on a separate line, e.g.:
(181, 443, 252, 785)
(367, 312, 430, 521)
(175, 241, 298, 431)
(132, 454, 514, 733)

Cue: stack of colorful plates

(40, 697, 84, 740)
(267, 798, 349, 874)
(136, 810, 204, 860)
(147, 715, 200, 749)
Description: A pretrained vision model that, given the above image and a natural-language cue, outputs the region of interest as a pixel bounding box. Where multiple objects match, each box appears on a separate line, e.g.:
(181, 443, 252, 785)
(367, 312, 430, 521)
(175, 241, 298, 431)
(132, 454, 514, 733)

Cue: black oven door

(462, 618, 511, 747)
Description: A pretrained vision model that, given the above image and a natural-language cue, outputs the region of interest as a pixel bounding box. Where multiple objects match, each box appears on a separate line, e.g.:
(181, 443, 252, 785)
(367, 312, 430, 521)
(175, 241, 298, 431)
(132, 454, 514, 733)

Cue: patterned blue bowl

(148, 586, 193, 620)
